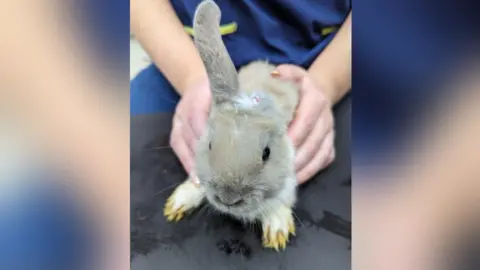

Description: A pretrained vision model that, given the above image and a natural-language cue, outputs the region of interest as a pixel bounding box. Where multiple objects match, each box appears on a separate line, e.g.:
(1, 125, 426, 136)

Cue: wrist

(308, 71, 339, 106)
(178, 73, 209, 96)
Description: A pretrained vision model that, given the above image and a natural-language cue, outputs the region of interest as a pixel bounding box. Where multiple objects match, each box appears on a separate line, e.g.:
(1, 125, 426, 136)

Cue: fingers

(190, 93, 211, 138)
(272, 64, 335, 184)
(179, 114, 199, 153)
(170, 115, 195, 175)
(190, 112, 208, 139)
(288, 80, 327, 147)
(297, 130, 335, 184)
(294, 111, 334, 172)
(170, 82, 211, 179)
(272, 65, 328, 147)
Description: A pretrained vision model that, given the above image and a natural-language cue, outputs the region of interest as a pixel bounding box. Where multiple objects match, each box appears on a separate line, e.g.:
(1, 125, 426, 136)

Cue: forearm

(308, 12, 351, 105)
(131, 0, 207, 95)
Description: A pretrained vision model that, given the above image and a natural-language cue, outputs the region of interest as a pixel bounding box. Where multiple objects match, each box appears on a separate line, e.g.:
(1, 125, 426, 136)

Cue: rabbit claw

(164, 198, 186, 222)
(261, 205, 296, 251)
(163, 179, 205, 222)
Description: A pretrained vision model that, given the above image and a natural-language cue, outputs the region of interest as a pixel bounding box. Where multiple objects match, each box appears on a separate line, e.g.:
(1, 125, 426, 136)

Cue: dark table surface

(130, 97, 351, 270)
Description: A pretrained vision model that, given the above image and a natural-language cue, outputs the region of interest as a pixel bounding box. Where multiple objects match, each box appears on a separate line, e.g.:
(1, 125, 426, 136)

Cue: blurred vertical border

(73, 0, 130, 80)
(353, 0, 480, 269)
(0, 1, 130, 270)
(353, 0, 480, 171)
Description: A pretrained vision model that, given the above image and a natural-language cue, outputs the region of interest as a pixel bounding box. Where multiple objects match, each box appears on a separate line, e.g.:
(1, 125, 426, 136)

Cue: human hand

(169, 79, 211, 182)
(273, 64, 335, 184)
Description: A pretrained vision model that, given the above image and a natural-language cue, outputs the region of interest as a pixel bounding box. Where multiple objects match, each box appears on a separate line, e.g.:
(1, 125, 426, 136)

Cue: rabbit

(163, 0, 299, 251)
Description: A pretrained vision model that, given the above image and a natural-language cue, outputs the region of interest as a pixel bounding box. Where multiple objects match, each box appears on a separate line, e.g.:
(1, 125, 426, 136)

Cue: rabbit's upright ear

(193, 0, 239, 105)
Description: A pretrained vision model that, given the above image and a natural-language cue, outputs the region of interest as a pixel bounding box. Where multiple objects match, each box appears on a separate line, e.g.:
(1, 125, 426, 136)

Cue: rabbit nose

(214, 195, 244, 206)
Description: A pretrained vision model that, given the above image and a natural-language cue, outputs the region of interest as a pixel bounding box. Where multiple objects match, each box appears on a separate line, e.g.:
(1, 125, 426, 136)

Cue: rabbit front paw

(163, 179, 205, 222)
(261, 205, 296, 251)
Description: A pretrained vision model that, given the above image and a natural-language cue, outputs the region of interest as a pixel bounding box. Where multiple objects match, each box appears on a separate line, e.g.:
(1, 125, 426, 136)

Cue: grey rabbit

(164, 0, 299, 251)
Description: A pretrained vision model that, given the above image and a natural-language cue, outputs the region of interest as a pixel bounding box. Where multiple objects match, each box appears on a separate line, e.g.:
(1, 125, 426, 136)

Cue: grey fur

(193, 1, 300, 221)
(193, 0, 239, 105)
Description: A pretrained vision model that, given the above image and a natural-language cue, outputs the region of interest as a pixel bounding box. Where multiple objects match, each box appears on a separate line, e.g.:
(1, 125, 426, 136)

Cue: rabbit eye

(209, 142, 212, 150)
(262, 146, 270, 162)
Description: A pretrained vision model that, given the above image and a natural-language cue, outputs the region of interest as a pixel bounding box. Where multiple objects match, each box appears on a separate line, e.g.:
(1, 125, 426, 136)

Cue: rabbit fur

(164, 0, 299, 251)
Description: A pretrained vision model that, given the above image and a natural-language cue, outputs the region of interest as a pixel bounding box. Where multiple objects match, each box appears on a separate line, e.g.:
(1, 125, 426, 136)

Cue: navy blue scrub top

(171, 0, 351, 69)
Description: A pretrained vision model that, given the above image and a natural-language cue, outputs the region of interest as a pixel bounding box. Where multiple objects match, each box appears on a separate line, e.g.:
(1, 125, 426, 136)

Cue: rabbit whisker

(273, 197, 306, 231)
(153, 182, 181, 197)
(145, 145, 172, 151)
(196, 202, 211, 217)
(159, 95, 180, 105)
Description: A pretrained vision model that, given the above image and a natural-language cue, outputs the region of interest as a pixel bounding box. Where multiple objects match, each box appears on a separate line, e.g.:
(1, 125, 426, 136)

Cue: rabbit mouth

(213, 195, 245, 207)
(207, 195, 246, 211)
(206, 195, 266, 220)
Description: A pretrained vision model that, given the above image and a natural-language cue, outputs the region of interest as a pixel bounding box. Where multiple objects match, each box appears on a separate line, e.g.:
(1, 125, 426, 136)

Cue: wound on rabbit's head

(195, 108, 293, 218)
(231, 91, 279, 117)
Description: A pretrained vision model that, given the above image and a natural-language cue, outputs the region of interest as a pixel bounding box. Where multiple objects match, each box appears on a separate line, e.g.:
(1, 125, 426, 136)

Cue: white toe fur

(262, 204, 293, 233)
(261, 203, 295, 250)
(168, 179, 205, 212)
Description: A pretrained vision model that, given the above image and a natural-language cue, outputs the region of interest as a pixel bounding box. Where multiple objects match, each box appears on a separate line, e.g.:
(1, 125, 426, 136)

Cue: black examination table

(130, 97, 352, 270)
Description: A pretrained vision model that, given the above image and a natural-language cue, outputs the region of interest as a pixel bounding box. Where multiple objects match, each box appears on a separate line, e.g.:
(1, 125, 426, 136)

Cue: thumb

(272, 64, 308, 82)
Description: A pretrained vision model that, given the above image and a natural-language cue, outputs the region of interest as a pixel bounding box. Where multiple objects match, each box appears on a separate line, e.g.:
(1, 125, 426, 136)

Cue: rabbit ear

(193, 0, 239, 105)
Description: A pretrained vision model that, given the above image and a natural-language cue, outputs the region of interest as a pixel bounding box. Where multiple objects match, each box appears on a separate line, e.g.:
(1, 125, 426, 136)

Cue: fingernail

(192, 176, 201, 187)
(270, 70, 281, 77)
